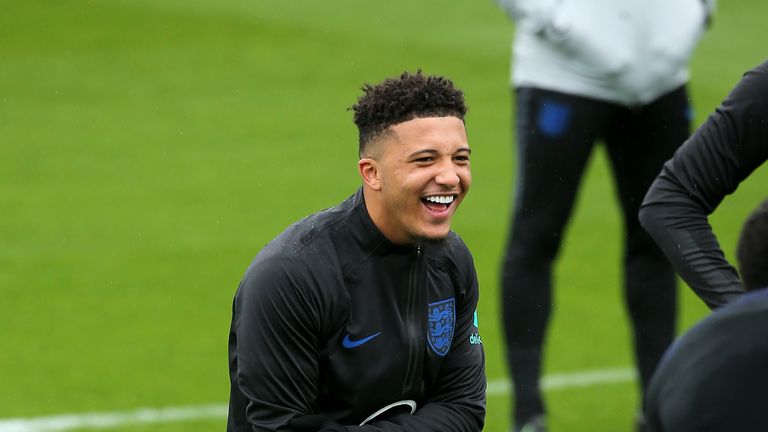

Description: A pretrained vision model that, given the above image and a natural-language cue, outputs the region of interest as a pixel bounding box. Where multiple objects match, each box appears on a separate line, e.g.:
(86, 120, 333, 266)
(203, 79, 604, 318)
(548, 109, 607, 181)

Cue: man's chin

(413, 230, 451, 245)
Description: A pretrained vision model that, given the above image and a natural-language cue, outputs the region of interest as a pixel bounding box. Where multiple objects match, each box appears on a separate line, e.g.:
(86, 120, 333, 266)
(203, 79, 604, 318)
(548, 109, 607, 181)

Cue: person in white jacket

(496, 1, 714, 430)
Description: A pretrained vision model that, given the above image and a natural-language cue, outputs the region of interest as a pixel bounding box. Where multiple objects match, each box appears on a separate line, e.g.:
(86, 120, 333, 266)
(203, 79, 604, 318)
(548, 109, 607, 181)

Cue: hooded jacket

(499, 0, 714, 105)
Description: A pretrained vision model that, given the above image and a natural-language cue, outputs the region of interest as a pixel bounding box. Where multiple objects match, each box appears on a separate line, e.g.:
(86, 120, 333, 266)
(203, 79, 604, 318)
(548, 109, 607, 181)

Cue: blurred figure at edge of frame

(495, 0, 714, 430)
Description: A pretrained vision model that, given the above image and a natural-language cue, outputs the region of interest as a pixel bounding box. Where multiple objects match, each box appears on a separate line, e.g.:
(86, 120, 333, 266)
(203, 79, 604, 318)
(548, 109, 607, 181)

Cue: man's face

(360, 116, 472, 244)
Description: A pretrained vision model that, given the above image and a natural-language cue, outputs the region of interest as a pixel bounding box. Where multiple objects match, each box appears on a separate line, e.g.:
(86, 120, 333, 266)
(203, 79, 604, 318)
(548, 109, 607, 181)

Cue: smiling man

(227, 71, 486, 432)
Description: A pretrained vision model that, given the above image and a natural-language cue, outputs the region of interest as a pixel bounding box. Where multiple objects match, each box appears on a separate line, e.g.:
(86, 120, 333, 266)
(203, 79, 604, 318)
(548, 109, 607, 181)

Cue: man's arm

(229, 257, 325, 430)
(639, 60, 768, 308)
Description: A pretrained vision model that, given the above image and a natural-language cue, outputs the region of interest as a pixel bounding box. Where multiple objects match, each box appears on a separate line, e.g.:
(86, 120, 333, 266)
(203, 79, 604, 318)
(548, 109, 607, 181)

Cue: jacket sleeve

(230, 256, 326, 430)
(349, 244, 486, 432)
(639, 60, 768, 308)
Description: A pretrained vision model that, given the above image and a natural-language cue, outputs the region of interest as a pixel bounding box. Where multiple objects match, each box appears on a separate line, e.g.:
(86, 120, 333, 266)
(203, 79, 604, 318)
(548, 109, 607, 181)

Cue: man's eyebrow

(407, 147, 472, 158)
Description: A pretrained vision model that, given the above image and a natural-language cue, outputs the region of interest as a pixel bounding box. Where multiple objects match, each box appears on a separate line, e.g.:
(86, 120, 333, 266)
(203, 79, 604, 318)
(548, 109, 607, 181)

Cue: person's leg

(603, 86, 690, 395)
(502, 87, 605, 427)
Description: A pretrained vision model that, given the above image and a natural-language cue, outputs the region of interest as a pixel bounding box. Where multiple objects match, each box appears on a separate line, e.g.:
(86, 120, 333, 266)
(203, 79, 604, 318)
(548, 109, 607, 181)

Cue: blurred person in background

(227, 71, 486, 432)
(640, 59, 768, 309)
(496, 0, 714, 430)
(644, 197, 768, 431)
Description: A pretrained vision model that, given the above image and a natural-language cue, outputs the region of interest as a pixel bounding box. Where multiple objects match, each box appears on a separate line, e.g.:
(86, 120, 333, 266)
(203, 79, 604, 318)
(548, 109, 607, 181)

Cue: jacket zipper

(402, 244, 422, 393)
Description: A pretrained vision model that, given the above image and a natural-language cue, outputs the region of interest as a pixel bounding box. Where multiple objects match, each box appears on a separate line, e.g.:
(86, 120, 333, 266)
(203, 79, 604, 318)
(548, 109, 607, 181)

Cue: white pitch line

(487, 366, 635, 395)
(0, 367, 635, 432)
(0, 405, 227, 432)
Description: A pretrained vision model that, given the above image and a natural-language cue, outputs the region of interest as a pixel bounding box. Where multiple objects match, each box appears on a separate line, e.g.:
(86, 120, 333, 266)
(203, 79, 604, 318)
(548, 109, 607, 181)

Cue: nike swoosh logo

(342, 332, 381, 349)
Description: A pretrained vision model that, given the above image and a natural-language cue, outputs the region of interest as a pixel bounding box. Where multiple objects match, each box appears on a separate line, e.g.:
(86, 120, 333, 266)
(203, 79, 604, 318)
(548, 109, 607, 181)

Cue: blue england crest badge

(427, 298, 455, 357)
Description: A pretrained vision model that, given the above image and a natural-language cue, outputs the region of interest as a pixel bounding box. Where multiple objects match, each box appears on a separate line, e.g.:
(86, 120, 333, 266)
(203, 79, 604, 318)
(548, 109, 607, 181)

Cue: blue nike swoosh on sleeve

(342, 332, 382, 348)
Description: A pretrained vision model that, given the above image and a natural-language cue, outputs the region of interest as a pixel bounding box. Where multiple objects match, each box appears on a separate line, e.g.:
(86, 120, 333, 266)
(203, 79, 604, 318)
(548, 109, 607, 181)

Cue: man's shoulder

(648, 288, 768, 422)
(440, 231, 473, 262)
(428, 232, 477, 291)
(246, 194, 360, 277)
(667, 288, 768, 358)
(261, 195, 358, 254)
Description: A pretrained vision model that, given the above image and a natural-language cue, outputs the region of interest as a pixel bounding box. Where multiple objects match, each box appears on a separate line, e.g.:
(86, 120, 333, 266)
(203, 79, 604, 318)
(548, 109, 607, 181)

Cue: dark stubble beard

(413, 233, 450, 246)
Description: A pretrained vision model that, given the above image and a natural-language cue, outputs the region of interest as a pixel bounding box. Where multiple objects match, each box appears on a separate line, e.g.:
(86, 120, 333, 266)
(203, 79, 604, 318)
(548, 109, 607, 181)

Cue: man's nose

(435, 163, 461, 187)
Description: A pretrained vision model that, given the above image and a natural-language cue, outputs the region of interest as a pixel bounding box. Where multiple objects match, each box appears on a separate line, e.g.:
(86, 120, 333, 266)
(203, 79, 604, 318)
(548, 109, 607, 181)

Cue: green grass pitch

(1, 1, 767, 431)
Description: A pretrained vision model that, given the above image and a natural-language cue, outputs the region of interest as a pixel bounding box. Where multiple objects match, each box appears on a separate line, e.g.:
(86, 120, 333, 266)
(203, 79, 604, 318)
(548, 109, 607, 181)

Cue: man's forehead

(390, 116, 466, 139)
(391, 115, 465, 129)
(364, 116, 468, 159)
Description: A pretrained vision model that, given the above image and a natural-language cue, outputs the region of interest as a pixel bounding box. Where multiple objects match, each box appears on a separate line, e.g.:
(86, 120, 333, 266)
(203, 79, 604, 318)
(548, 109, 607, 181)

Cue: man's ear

(358, 158, 382, 191)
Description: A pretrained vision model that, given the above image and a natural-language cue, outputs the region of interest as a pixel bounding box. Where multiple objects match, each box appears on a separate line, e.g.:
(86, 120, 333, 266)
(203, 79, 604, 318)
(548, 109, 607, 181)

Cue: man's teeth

(424, 195, 455, 204)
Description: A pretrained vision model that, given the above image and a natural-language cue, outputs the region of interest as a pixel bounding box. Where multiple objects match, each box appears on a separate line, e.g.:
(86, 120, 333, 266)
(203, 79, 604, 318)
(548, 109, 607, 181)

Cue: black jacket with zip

(227, 189, 486, 431)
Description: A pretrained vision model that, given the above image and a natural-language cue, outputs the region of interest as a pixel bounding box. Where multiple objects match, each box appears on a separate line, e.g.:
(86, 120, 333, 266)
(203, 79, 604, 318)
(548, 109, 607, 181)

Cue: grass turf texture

(1, 1, 767, 430)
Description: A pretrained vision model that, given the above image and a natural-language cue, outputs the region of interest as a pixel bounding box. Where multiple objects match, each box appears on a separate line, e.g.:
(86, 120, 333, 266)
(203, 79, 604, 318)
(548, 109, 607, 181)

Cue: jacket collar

(347, 188, 419, 255)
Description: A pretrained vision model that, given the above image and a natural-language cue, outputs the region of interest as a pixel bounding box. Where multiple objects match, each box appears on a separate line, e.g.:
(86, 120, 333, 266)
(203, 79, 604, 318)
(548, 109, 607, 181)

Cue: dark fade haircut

(737, 198, 768, 291)
(351, 71, 467, 157)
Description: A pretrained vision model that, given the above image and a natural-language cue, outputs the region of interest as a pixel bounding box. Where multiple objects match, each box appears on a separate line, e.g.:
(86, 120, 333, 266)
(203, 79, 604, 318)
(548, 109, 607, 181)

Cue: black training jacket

(639, 59, 768, 309)
(227, 189, 486, 431)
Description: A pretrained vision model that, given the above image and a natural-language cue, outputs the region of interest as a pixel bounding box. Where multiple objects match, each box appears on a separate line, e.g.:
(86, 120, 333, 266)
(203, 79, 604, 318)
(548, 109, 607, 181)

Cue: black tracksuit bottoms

(501, 85, 690, 422)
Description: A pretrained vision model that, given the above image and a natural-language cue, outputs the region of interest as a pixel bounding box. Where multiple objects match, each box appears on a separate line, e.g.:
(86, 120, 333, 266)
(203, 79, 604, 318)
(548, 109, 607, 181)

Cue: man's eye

(454, 156, 470, 162)
(415, 157, 434, 163)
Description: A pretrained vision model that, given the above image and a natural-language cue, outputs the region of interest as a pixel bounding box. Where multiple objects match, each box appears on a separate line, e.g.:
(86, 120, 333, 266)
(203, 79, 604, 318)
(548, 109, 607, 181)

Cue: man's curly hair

(351, 71, 467, 157)
(737, 198, 768, 291)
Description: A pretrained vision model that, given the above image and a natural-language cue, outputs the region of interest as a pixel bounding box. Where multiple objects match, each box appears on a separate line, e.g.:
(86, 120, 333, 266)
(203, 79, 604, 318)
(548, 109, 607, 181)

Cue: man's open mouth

(422, 195, 455, 212)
